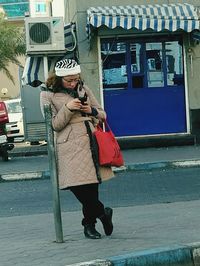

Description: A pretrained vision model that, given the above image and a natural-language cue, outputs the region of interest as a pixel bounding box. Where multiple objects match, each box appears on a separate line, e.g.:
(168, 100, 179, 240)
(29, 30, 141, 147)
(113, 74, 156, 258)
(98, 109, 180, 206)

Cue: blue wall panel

(104, 87, 186, 137)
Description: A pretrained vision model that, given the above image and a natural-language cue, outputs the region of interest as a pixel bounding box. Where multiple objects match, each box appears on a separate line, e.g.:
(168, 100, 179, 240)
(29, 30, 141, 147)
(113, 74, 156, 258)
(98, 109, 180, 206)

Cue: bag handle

(97, 120, 115, 138)
(96, 120, 121, 156)
(97, 120, 111, 131)
(104, 120, 112, 131)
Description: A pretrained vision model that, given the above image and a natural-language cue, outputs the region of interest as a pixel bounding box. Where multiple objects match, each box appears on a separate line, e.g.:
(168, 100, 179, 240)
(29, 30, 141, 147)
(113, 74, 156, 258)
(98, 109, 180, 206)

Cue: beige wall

(52, 0, 65, 17)
(0, 19, 25, 100)
(0, 56, 25, 100)
(65, 0, 200, 108)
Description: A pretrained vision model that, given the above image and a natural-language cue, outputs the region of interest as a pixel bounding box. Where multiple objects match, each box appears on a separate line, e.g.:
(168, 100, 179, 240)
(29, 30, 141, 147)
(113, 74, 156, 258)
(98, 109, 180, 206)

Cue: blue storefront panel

(101, 36, 187, 137)
(104, 87, 186, 137)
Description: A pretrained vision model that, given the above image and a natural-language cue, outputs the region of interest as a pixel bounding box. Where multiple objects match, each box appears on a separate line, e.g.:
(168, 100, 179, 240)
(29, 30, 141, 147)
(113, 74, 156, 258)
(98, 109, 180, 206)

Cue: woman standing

(40, 59, 114, 239)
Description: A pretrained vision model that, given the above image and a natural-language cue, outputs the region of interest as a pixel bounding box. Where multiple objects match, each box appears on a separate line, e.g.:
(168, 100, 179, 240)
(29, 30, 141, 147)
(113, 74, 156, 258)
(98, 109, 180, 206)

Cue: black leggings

(69, 183, 105, 226)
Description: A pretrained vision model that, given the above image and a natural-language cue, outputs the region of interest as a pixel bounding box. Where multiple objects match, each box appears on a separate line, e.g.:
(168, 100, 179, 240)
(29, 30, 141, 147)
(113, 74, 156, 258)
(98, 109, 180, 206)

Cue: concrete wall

(186, 42, 200, 109)
(65, 0, 200, 107)
(52, 0, 65, 18)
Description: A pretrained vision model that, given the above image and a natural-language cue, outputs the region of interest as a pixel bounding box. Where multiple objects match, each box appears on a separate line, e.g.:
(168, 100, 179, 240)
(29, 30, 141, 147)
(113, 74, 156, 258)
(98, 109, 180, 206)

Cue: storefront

(84, 3, 200, 138)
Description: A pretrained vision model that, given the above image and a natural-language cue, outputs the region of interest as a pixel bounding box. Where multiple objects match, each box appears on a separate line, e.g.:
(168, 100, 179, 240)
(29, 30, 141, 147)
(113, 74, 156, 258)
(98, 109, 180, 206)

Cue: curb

(1, 159, 200, 182)
(66, 260, 112, 266)
(66, 243, 200, 266)
(0, 170, 50, 182)
(113, 159, 200, 173)
(8, 150, 47, 157)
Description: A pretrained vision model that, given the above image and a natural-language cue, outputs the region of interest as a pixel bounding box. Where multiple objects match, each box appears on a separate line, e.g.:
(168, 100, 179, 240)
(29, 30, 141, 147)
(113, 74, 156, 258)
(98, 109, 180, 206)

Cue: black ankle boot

(99, 207, 113, 236)
(84, 224, 101, 239)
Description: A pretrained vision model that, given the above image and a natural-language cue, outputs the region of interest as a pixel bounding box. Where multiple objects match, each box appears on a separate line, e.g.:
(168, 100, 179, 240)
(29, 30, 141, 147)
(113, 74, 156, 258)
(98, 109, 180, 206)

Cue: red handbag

(93, 121, 124, 167)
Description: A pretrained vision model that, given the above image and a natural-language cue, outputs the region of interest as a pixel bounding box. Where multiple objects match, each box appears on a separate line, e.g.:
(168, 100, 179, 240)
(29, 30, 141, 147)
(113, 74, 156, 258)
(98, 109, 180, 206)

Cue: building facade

(61, 0, 200, 143)
(20, 0, 200, 144)
(29, 0, 64, 18)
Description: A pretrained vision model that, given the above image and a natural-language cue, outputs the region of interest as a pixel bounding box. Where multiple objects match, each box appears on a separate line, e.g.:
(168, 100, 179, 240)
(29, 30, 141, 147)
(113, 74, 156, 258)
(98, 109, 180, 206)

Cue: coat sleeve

(84, 86, 106, 121)
(40, 91, 74, 132)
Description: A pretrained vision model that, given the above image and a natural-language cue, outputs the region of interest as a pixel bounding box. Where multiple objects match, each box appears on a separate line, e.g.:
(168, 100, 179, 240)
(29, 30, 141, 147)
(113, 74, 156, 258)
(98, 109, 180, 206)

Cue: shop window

(101, 37, 184, 90)
(130, 43, 144, 88)
(101, 41, 128, 89)
(166, 41, 183, 86)
(146, 43, 164, 88)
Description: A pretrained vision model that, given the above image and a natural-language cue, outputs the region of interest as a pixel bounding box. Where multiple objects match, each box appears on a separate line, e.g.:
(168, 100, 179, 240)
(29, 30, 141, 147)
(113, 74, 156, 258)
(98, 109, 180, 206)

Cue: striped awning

(64, 23, 77, 51)
(21, 56, 60, 87)
(86, 3, 200, 37)
(22, 23, 77, 87)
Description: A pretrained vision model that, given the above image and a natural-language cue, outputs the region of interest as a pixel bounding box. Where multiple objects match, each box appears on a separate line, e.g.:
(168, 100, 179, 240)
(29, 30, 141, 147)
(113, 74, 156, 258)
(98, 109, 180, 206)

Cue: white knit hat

(55, 59, 81, 77)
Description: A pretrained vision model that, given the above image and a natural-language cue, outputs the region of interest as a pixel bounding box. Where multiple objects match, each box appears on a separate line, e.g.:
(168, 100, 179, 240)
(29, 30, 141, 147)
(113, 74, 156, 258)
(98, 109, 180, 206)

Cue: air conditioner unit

(25, 17, 66, 55)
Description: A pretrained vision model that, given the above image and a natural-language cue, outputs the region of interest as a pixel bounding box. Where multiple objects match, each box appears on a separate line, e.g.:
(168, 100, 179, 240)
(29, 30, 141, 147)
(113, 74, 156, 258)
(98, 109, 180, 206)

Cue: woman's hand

(66, 98, 92, 114)
(66, 98, 82, 111)
(80, 104, 92, 114)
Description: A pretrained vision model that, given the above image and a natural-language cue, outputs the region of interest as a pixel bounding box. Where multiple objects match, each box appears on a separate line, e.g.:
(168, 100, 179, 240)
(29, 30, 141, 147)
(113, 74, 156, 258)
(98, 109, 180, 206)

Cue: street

(1, 166, 200, 217)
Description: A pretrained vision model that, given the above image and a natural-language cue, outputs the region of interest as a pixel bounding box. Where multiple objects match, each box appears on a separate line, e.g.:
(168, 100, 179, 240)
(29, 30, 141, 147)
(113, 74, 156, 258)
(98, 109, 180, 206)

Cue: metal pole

(44, 104, 64, 243)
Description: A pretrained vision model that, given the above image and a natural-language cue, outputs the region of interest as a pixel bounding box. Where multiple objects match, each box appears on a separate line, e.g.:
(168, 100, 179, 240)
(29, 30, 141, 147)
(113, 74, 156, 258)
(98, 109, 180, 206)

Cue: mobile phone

(79, 93, 87, 104)
(78, 80, 87, 104)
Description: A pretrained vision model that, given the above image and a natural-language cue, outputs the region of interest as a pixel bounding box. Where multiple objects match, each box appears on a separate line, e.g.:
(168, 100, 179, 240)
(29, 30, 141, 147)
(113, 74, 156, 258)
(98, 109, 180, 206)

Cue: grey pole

(44, 104, 64, 243)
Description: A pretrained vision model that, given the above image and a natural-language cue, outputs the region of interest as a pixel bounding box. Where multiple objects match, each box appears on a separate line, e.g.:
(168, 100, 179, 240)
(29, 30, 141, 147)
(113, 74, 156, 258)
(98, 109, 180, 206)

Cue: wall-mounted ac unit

(25, 17, 66, 55)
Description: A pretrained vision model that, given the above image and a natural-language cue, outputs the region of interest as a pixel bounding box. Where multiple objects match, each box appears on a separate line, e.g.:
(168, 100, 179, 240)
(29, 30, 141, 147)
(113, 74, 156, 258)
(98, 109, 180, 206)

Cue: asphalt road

(1, 167, 200, 217)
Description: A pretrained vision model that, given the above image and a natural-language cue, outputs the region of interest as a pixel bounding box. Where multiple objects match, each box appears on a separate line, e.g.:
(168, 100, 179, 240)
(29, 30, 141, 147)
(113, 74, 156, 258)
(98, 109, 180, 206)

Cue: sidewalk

(1, 200, 200, 266)
(1, 142, 200, 266)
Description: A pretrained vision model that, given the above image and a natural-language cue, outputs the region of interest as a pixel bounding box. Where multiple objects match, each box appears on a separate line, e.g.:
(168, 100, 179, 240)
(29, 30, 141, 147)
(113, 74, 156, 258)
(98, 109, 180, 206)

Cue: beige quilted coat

(40, 85, 114, 189)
